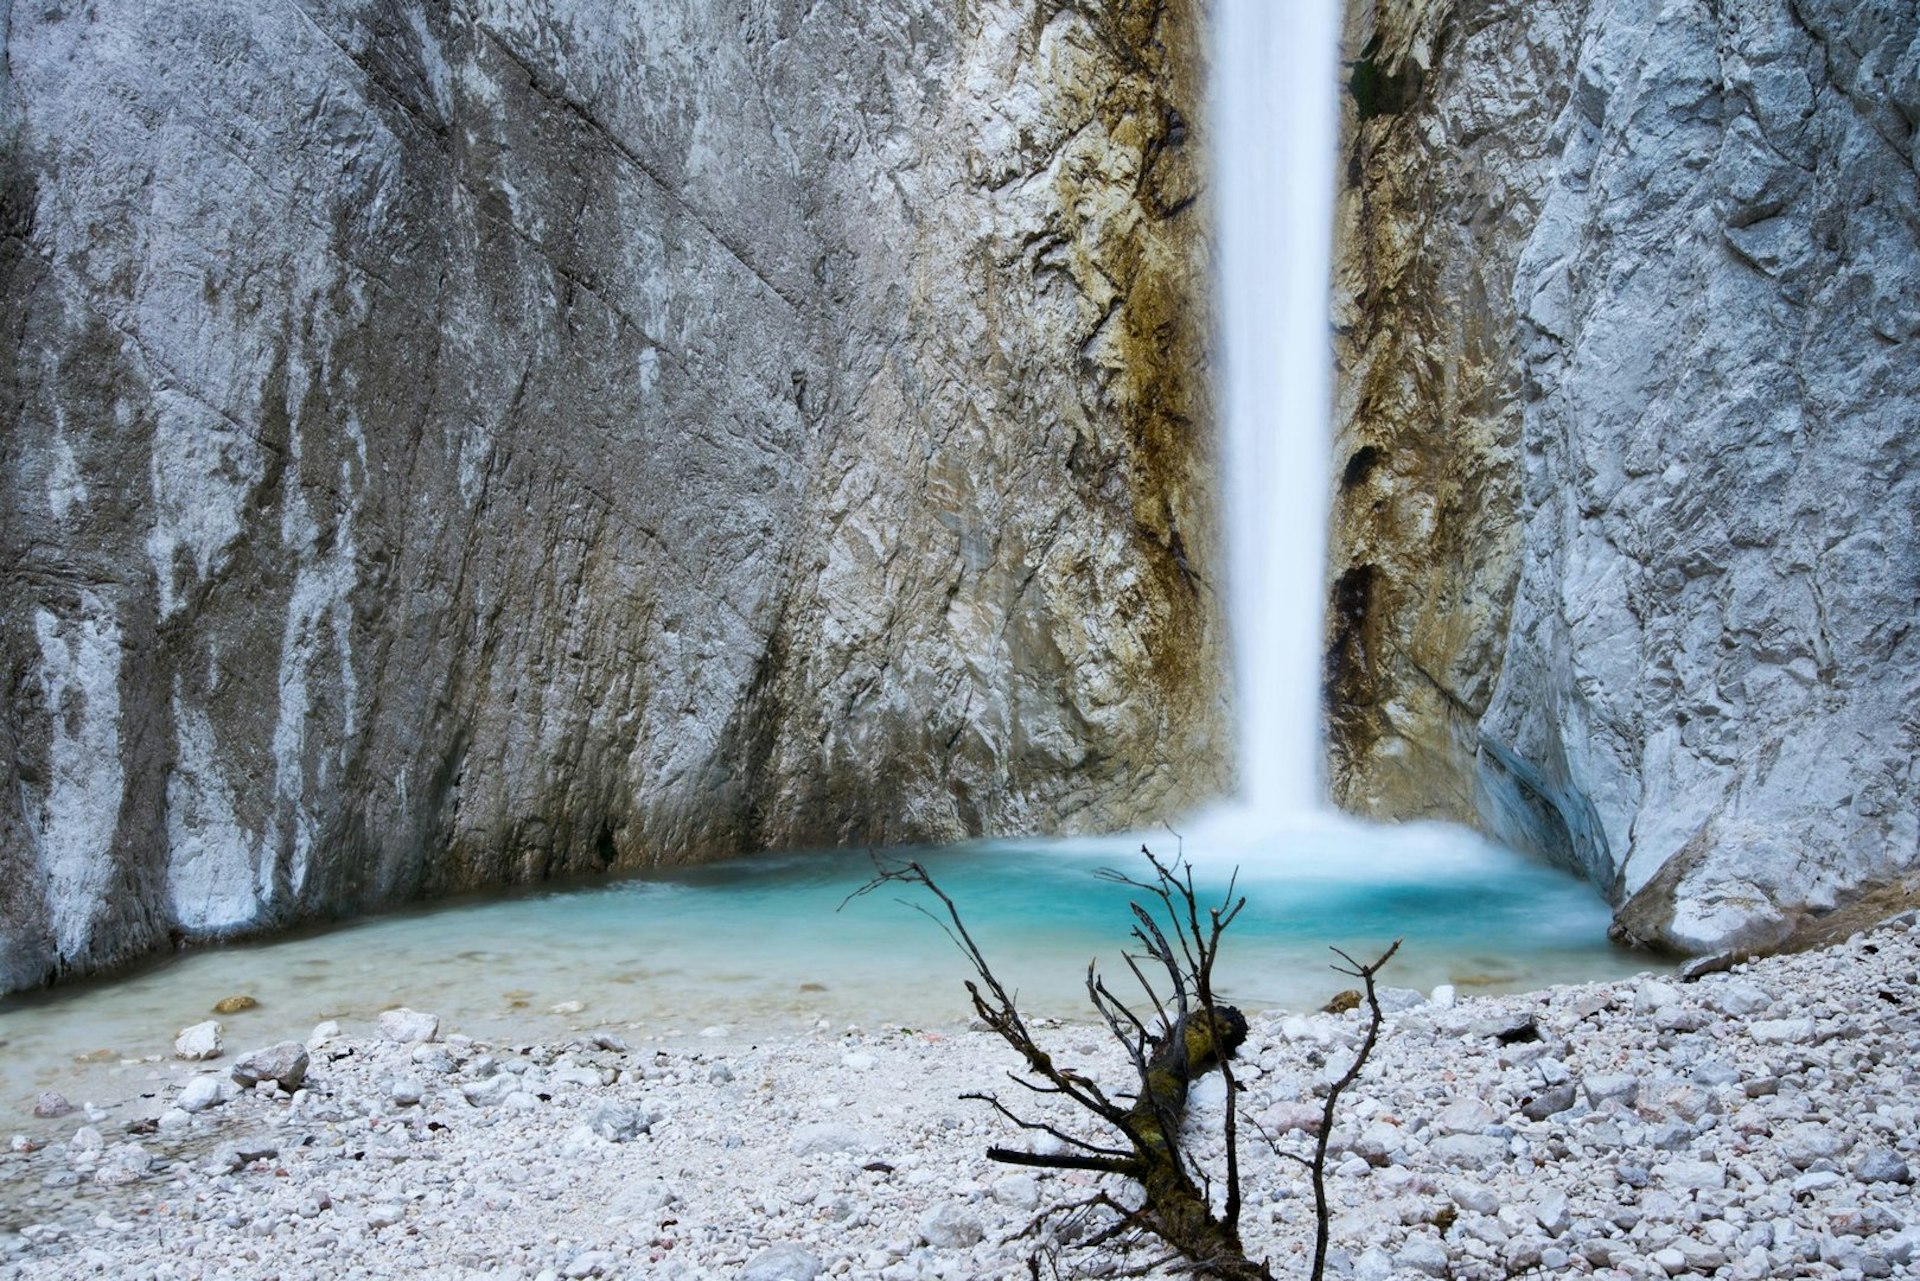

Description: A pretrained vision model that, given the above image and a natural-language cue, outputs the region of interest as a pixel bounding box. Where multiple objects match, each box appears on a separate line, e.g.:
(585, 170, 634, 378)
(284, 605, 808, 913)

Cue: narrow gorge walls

(1333, 0, 1920, 953)
(0, 0, 1225, 990)
(18, 0, 1905, 987)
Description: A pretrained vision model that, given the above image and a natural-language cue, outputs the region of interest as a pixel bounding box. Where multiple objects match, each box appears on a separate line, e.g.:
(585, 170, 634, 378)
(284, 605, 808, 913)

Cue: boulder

(174, 1021, 223, 1061)
(229, 1042, 309, 1092)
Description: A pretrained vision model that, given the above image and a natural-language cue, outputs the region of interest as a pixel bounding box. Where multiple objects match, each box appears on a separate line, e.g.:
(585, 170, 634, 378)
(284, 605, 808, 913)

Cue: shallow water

(0, 816, 1658, 1125)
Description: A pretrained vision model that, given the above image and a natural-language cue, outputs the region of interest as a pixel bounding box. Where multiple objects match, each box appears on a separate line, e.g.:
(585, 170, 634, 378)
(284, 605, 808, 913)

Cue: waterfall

(1213, 0, 1341, 822)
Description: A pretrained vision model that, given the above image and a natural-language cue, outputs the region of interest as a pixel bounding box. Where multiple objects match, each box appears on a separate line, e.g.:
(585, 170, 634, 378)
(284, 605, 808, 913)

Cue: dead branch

(1307, 939, 1402, 1281)
(849, 851, 1402, 1281)
(851, 850, 1268, 1279)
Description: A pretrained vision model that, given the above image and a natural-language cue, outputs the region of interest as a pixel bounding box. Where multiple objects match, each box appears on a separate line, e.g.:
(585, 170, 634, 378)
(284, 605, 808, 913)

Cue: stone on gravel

(1261, 1102, 1324, 1134)
(992, 1174, 1039, 1210)
(1885, 1228, 1920, 1265)
(790, 1122, 872, 1156)
(1432, 1134, 1506, 1170)
(1470, 1013, 1540, 1043)
(229, 1042, 309, 1091)
(460, 1075, 514, 1107)
(1655, 1081, 1719, 1123)
(919, 1203, 985, 1248)
(412, 1044, 460, 1074)
(1851, 1148, 1911, 1185)
(1397, 1236, 1450, 1277)
(173, 1021, 223, 1061)
(92, 1143, 151, 1186)
(1450, 1182, 1499, 1215)
(32, 1092, 73, 1119)
(1688, 1059, 1739, 1087)
(585, 1101, 649, 1142)
(1713, 982, 1773, 1016)
(563, 1249, 613, 1278)
(177, 1077, 223, 1114)
(378, 1008, 440, 1043)
(1434, 1098, 1498, 1134)
(1780, 1121, 1845, 1168)
(1583, 1073, 1639, 1108)
(1655, 1160, 1726, 1191)
(1521, 1083, 1577, 1120)
(1354, 1247, 1395, 1281)
(1532, 1190, 1570, 1235)
(739, 1245, 823, 1281)
(1635, 978, 1683, 1011)
(1793, 1170, 1845, 1196)
(1750, 1017, 1815, 1044)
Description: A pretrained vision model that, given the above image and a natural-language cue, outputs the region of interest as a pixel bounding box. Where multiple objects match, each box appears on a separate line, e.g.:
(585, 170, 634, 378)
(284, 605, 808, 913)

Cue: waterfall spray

(1213, 0, 1341, 821)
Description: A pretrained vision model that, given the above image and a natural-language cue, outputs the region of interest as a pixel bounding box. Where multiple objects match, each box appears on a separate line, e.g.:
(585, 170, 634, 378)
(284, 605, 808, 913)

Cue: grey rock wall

(1334, 0, 1920, 954)
(0, 0, 1226, 990)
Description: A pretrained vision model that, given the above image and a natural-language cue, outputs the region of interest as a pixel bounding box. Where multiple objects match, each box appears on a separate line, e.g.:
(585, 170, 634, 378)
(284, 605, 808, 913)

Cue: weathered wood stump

(986, 1005, 1266, 1280)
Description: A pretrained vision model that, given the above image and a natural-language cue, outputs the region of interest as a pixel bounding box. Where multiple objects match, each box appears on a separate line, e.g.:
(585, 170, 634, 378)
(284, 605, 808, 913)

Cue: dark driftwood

(852, 849, 1398, 1281)
(852, 850, 1271, 1278)
(984, 1002, 1259, 1277)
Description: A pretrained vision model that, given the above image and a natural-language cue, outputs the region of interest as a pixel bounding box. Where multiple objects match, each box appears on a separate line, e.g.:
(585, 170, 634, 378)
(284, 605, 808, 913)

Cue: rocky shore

(3, 915, 1917, 1280)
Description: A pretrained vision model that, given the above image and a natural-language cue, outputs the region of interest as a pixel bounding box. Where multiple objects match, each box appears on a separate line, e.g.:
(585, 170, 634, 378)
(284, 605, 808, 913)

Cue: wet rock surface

(1331, 0, 1920, 952)
(4, 913, 1917, 1279)
(0, 0, 1225, 992)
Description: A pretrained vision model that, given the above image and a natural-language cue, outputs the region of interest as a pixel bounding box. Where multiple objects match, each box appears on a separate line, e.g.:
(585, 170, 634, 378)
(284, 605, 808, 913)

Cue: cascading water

(1213, 0, 1341, 822)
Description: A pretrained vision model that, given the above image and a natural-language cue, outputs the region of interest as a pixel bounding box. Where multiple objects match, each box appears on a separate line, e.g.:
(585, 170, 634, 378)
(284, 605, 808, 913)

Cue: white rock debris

(4, 915, 1919, 1279)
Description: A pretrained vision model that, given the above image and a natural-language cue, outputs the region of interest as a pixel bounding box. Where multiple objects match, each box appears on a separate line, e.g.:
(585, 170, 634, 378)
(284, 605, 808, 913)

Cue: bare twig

(1308, 939, 1402, 1281)
(849, 850, 1394, 1281)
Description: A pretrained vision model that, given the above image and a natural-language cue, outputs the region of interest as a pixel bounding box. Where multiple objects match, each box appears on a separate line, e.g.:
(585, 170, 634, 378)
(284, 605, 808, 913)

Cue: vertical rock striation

(1333, 0, 1920, 953)
(0, 0, 1225, 991)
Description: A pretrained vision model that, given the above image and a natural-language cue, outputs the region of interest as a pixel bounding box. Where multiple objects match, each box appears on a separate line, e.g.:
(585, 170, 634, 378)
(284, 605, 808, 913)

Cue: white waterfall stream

(1213, 0, 1341, 821)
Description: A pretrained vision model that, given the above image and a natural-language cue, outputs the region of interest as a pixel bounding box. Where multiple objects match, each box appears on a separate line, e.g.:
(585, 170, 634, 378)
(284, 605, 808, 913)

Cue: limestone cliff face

(0, 0, 1225, 991)
(1333, 0, 1920, 953)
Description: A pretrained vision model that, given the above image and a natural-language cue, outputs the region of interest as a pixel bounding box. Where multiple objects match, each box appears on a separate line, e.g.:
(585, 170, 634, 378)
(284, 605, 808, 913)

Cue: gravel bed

(3, 916, 1917, 1280)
